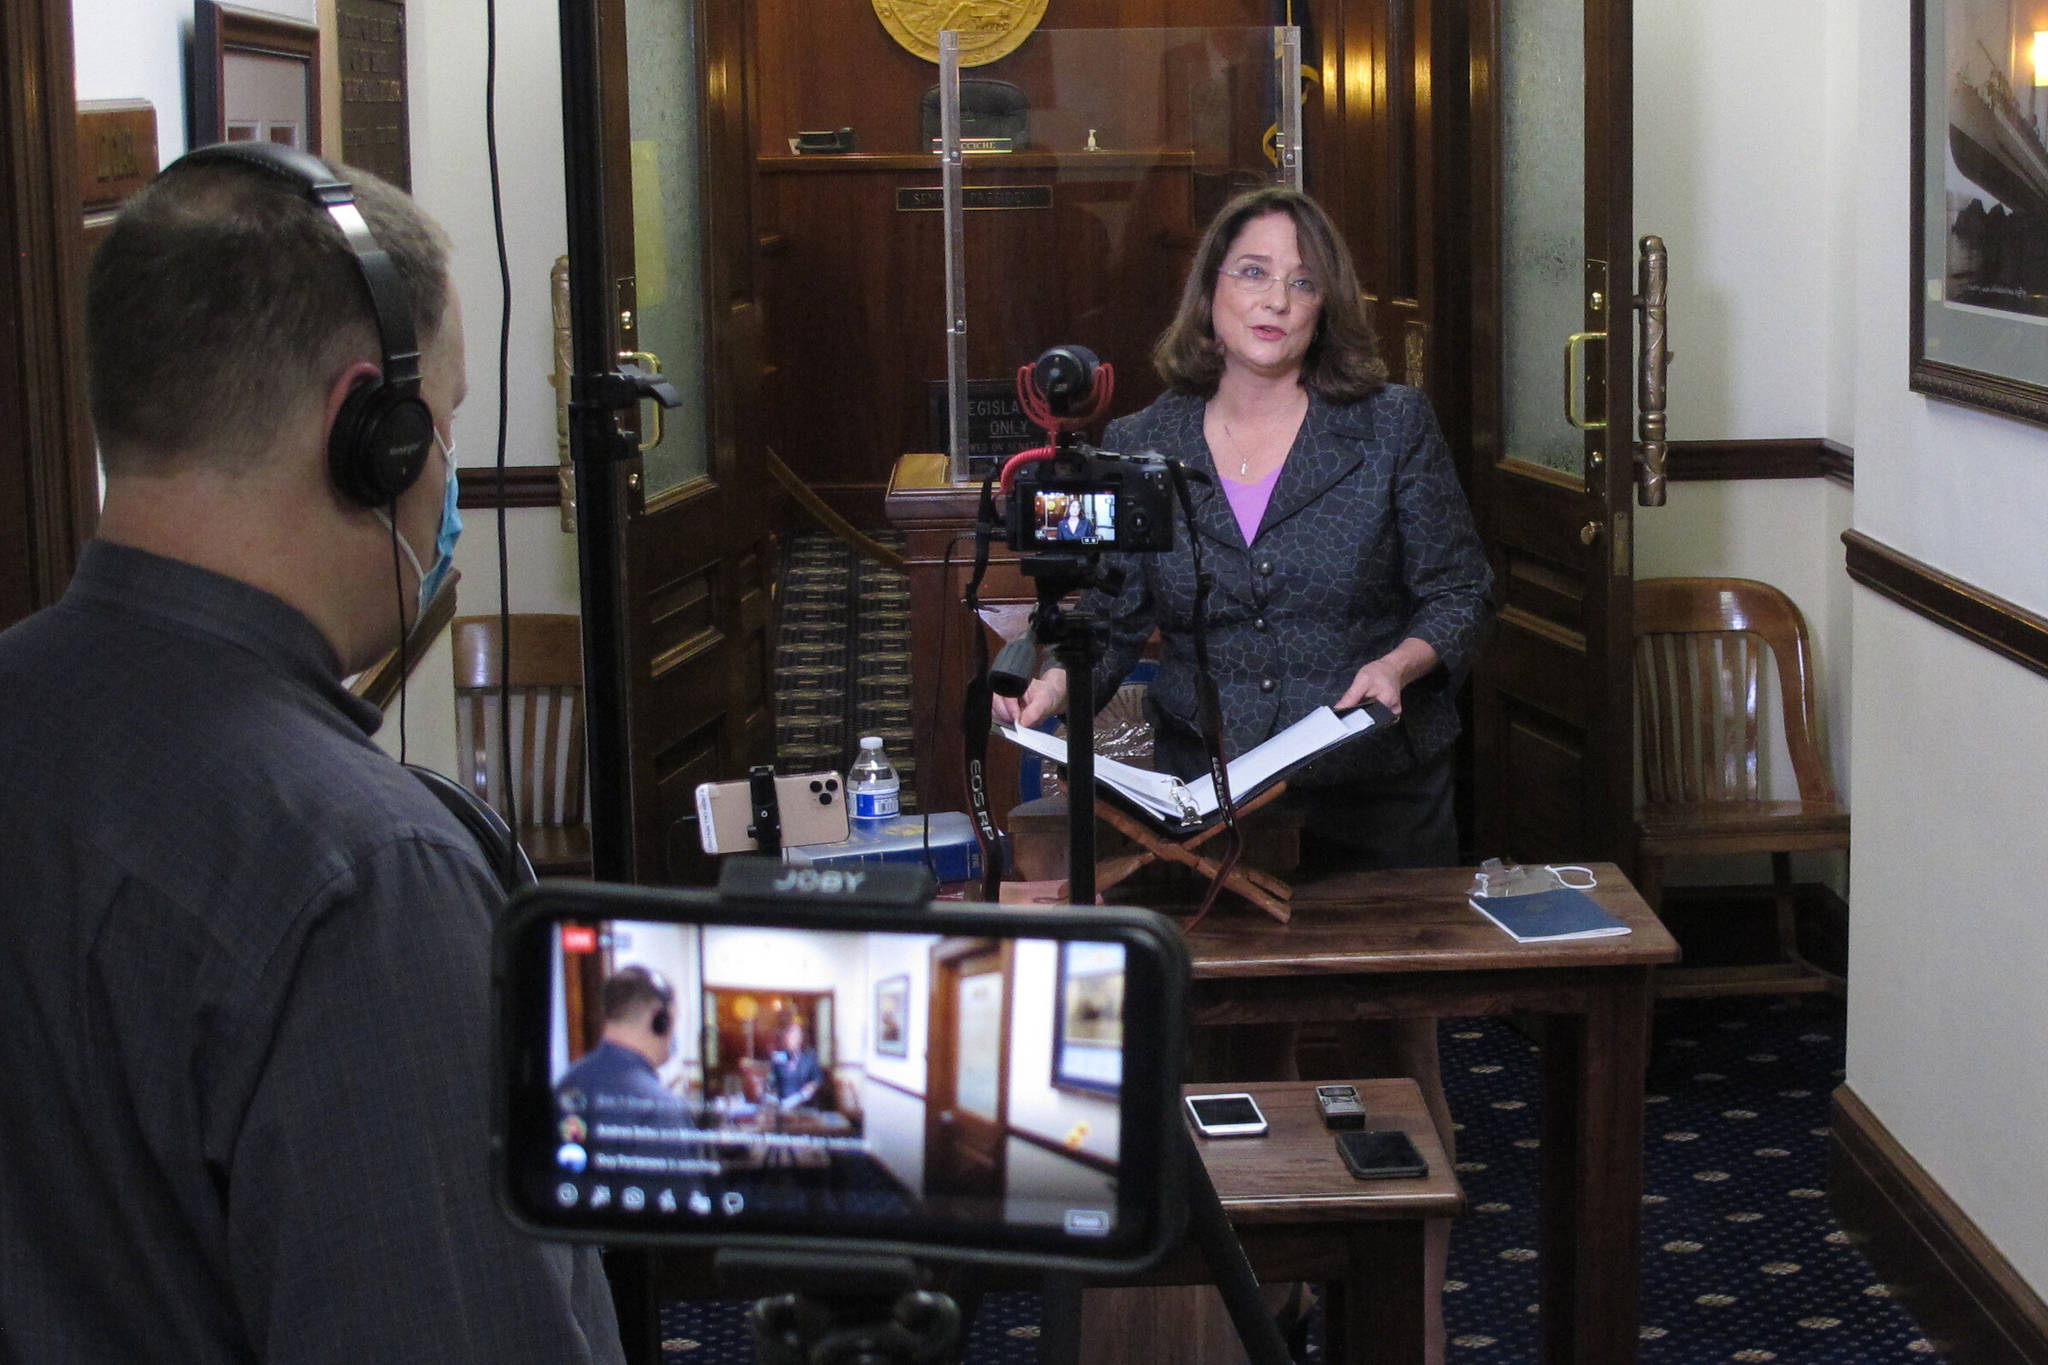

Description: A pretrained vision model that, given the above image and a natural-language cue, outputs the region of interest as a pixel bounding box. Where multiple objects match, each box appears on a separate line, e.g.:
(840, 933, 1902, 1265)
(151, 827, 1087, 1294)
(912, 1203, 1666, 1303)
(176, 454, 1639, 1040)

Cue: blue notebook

(1467, 886, 1631, 943)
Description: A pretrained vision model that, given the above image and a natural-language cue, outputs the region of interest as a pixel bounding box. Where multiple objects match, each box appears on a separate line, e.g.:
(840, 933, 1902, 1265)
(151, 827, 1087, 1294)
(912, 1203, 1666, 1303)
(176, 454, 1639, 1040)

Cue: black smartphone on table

(1335, 1128, 1428, 1180)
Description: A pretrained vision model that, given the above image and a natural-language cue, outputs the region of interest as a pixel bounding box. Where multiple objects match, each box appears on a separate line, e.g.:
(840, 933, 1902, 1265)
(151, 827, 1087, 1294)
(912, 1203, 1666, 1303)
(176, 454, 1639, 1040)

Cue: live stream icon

(560, 925, 598, 954)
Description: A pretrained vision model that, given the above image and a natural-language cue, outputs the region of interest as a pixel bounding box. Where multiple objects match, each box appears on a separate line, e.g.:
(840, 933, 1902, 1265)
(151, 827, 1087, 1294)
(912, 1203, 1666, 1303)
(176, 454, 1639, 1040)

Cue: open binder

(997, 701, 1395, 833)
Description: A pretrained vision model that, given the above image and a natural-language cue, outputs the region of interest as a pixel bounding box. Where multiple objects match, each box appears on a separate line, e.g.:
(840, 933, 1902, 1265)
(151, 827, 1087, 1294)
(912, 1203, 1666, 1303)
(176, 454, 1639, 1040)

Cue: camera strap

(1166, 462, 1243, 933)
(959, 474, 1005, 901)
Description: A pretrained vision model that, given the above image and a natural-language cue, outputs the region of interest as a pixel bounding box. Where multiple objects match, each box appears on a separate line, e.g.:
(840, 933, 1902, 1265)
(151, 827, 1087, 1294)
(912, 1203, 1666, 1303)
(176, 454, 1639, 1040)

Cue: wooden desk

(1120, 1078, 1462, 1365)
(1178, 862, 1680, 1365)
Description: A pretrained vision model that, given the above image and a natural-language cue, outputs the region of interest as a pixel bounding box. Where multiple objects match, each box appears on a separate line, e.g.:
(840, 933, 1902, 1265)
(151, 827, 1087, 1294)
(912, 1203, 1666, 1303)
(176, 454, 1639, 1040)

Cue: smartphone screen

(496, 886, 1188, 1270)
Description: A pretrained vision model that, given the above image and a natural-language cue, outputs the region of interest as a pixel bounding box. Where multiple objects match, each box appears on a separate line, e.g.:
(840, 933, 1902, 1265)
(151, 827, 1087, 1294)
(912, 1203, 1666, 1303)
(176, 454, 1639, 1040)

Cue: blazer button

(1259, 677, 1276, 694)
(1253, 617, 1270, 632)
(1256, 559, 1275, 577)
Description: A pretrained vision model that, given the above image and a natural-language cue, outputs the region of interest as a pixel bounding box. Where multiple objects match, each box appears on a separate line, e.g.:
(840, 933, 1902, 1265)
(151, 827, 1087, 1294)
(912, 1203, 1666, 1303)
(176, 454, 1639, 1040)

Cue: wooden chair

(451, 613, 592, 878)
(1633, 578, 1849, 996)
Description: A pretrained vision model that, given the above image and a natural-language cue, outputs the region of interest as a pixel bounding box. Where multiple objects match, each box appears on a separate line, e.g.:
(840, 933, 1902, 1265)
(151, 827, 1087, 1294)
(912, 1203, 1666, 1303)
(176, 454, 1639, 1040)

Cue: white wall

(72, 0, 581, 776)
(1841, 0, 2048, 1293)
(1641, 0, 2048, 1298)
(1632, 0, 1858, 890)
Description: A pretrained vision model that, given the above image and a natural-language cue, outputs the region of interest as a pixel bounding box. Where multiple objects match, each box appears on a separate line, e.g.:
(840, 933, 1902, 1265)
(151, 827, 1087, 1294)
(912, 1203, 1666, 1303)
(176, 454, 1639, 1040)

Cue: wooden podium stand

(883, 452, 1037, 824)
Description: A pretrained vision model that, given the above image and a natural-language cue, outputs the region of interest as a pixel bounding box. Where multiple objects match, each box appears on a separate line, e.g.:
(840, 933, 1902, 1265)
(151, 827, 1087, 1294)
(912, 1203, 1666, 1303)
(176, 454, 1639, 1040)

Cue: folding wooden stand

(1091, 783, 1295, 924)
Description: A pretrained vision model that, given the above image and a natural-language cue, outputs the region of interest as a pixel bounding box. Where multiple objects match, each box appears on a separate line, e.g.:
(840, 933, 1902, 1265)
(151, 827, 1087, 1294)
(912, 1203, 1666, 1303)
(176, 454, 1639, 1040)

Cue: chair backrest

(1634, 578, 1836, 804)
(450, 613, 587, 830)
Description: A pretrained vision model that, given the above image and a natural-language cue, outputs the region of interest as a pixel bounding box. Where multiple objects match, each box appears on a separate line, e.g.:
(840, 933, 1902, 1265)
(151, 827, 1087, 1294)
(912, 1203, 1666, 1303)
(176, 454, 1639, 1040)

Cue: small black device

(164, 141, 434, 508)
(497, 878, 1189, 1273)
(1184, 1093, 1268, 1139)
(793, 127, 857, 154)
(1335, 1129, 1429, 1181)
(1314, 1084, 1367, 1131)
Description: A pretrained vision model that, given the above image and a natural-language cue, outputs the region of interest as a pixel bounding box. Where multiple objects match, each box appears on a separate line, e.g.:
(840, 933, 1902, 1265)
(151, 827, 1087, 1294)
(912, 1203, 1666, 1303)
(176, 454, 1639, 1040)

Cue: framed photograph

(874, 975, 909, 1058)
(1912, 0, 2048, 425)
(192, 2, 322, 154)
(1051, 941, 1124, 1096)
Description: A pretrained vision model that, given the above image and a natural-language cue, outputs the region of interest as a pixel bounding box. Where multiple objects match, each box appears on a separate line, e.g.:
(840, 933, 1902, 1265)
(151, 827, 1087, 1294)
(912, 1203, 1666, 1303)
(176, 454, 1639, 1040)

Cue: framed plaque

(337, 0, 410, 189)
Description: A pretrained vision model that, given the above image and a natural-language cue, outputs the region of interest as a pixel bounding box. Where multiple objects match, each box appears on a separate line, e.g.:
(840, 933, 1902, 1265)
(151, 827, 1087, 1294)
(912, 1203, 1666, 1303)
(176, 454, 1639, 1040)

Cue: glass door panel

(1500, 0, 1588, 476)
(624, 0, 709, 499)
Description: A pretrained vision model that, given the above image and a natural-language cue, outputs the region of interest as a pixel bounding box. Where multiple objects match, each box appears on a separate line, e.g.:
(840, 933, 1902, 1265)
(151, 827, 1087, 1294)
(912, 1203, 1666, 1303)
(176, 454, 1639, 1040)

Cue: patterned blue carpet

(658, 993, 1944, 1362)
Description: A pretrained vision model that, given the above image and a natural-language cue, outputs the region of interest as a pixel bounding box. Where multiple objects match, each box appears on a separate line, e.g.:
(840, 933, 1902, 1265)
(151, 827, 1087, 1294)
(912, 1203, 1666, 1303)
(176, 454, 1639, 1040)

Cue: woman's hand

(992, 667, 1069, 730)
(1335, 639, 1440, 716)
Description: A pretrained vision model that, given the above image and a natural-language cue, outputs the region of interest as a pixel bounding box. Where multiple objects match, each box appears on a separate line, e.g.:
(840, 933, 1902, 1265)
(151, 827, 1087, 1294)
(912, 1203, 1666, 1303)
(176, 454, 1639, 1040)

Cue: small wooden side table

(1073, 1076, 1463, 1365)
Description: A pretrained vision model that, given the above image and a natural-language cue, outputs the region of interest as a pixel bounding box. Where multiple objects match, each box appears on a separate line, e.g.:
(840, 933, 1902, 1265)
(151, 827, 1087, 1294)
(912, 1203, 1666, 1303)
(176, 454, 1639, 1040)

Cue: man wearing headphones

(0, 148, 621, 1360)
(556, 966, 682, 1112)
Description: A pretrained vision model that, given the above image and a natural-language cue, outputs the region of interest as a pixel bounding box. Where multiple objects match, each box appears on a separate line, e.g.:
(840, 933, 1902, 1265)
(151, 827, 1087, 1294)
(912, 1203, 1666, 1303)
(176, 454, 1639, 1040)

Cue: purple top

(1221, 463, 1284, 545)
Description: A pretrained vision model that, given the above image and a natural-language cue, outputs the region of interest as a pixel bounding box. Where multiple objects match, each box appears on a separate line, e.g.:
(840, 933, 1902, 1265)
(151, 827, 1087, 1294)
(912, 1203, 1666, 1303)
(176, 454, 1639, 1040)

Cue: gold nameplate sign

(871, 0, 1046, 66)
(896, 185, 1051, 213)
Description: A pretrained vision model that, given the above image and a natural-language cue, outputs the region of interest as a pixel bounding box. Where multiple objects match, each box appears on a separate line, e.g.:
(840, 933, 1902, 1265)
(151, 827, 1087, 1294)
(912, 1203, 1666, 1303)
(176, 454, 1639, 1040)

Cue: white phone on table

(1185, 1092, 1269, 1138)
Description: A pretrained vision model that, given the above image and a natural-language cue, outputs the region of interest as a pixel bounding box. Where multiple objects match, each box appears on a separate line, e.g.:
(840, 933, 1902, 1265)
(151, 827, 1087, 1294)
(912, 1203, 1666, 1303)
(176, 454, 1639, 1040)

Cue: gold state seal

(870, 0, 1047, 67)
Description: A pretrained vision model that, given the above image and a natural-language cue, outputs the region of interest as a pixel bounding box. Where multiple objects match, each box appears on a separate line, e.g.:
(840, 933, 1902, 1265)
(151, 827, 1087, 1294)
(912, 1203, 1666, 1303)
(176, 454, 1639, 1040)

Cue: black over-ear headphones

(644, 967, 674, 1037)
(164, 141, 436, 507)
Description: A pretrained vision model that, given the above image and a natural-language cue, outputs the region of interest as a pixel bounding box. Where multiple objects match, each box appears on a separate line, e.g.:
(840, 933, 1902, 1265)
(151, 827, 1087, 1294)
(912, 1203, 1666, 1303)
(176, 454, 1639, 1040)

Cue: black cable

(390, 502, 410, 765)
(486, 0, 518, 888)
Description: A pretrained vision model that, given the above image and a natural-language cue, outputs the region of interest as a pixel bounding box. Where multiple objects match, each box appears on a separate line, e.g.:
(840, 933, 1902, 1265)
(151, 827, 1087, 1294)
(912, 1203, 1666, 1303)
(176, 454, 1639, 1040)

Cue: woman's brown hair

(1152, 186, 1386, 403)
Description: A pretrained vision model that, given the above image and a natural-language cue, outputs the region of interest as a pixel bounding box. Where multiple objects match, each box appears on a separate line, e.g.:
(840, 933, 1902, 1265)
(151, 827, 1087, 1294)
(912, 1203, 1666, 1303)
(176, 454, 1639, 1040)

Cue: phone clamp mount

(721, 1253, 962, 1365)
(746, 765, 785, 858)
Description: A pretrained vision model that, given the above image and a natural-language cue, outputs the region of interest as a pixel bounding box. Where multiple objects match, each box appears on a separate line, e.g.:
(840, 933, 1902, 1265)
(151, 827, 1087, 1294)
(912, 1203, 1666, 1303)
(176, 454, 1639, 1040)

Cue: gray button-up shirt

(0, 541, 621, 1362)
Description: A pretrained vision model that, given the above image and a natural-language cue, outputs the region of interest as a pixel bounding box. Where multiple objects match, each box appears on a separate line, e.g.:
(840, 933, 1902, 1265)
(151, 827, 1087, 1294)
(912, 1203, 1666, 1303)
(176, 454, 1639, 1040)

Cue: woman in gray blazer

(995, 186, 1490, 1363)
(996, 186, 1493, 871)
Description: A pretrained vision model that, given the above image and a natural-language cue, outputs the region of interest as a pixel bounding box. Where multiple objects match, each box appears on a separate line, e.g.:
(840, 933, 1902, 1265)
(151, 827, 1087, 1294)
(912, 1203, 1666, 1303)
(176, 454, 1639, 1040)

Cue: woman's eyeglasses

(1219, 264, 1321, 300)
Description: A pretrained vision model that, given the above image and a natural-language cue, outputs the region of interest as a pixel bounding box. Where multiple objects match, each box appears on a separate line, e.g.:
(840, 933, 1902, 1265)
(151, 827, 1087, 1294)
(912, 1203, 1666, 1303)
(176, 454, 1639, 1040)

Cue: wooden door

(1468, 0, 1650, 865)
(923, 939, 1011, 1204)
(1, 0, 96, 629)
(580, 0, 776, 884)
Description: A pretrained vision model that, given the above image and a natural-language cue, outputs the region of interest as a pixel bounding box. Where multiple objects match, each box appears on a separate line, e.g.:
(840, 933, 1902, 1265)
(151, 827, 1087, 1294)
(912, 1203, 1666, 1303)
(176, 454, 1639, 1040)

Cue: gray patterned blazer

(1081, 384, 1494, 784)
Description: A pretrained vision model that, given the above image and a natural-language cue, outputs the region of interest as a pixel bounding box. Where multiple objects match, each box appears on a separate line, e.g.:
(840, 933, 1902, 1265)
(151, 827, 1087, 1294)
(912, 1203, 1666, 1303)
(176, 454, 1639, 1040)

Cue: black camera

(1005, 450, 1175, 554)
(494, 870, 1188, 1274)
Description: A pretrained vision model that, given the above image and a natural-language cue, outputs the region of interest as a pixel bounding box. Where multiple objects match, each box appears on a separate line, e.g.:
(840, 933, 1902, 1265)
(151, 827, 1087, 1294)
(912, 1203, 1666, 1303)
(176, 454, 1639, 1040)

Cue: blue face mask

(377, 429, 463, 621)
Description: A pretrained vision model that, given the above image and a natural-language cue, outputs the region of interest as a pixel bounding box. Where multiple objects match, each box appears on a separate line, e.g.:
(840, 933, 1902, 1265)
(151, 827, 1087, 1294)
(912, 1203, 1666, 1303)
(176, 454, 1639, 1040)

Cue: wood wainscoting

(1666, 437, 1853, 485)
(1830, 1085, 2048, 1364)
(1844, 530, 2048, 685)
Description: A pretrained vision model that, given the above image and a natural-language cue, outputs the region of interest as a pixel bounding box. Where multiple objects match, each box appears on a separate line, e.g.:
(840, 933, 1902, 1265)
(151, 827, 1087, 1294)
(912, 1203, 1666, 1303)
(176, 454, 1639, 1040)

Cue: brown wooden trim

(1844, 529, 2048, 684)
(1830, 1084, 2048, 1364)
(861, 1071, 925, 1103)
(1818, 438, 1854, 485)
(456, 464, 564, 510)
(1007, 1123, 1118, 1178)
(1665, 438, 1854, 485)
(1, 0, 97, 625)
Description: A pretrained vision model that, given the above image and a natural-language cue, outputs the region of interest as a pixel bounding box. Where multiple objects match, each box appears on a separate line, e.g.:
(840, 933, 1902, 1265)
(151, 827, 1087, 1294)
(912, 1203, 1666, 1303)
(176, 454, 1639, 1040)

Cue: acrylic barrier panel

(939, 27, 1304, 482)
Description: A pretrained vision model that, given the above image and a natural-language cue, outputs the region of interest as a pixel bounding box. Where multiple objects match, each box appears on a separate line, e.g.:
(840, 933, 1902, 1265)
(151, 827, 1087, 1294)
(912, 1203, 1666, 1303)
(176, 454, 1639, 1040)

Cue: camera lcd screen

(498, 891, 1185, 1268)
(1032, 488, 1116, 547)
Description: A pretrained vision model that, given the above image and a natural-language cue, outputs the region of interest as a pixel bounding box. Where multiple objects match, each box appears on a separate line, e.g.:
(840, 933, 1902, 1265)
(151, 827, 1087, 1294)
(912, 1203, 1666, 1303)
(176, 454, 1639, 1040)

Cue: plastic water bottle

(848, 736, 901, 826)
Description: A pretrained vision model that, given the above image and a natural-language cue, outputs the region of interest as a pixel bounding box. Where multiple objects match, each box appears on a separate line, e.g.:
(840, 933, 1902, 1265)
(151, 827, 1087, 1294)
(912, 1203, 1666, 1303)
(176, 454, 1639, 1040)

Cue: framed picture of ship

(1913, 0, 2048, 425)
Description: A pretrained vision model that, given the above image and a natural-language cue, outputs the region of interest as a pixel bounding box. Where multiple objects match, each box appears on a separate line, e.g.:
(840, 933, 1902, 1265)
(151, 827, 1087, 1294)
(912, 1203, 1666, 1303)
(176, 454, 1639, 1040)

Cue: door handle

(618, 349, 666, 453)
(1634, 235, 1671, 506)
(1563, 331, 1607, 431)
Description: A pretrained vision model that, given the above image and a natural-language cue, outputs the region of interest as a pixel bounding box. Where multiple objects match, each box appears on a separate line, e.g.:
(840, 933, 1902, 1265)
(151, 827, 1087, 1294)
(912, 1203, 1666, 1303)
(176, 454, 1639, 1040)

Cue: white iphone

(1185, 1092, 1269, 1139)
